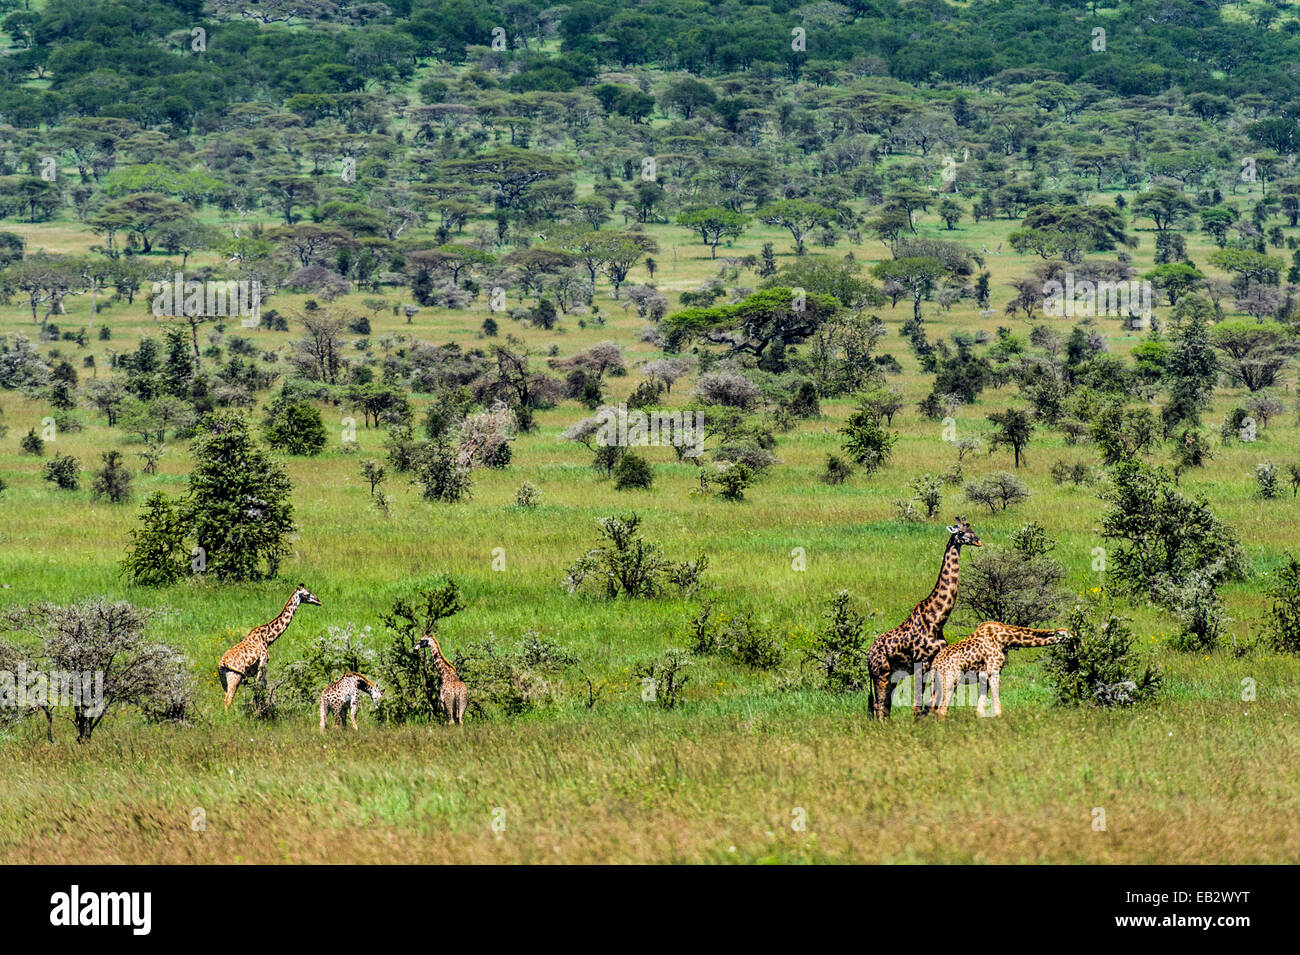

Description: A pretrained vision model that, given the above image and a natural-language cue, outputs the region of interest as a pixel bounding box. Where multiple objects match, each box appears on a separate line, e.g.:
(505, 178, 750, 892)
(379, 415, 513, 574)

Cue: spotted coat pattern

(867, 518, 982, 719)
(416, 631, 468, 726)
(930, 621, 1068, 718)
(319, 672, 383, 730)
(218, 585, 321, 710)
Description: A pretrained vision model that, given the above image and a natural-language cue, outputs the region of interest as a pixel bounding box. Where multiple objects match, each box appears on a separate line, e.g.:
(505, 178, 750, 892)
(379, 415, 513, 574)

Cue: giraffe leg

(871, 670, 891, 719)
(989, 671, 1002, 717)
(223, 670, 242, 710)
(912, 666, 928, 719)
(934, 670, 953, 718)
(976, 671, 990, 717)
(349, 700, 358, 730)
(319, 701, 327, 731)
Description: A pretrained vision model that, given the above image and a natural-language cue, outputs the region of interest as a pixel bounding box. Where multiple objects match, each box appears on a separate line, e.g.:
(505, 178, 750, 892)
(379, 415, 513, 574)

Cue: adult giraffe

(218, 584, 322, 710)
(867, 518, 982, 719)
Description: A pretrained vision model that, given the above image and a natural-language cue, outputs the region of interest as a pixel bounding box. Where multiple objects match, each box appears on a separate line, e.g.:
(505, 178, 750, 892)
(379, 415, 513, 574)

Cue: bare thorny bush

(0, 599, 193, 742)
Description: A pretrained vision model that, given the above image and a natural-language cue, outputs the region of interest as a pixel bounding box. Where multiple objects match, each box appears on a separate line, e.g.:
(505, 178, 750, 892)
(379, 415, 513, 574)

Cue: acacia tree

(90, 193, 191, 253)
(596, 232, 657, 298)
(677, 208, 750, 258)
(987, 408, 1035, 468)
(872, 256, 946, 323)
(1211, 320, 1291, 392)
(757, 199, 836, 255)
(4, 254, 85, 327)
(1132, 186, 1194, 231)
(443, 148, 575, 211)
(662, 286, 840, 358)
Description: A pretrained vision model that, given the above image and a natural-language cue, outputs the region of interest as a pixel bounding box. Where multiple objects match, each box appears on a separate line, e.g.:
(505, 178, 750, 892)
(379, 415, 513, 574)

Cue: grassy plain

(2, 180, 1298, 863)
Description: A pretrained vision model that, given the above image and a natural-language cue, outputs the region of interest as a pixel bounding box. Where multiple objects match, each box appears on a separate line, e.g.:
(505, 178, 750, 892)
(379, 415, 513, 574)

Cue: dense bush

(1045, 600, 1162, 708)
(42, 454, 80, 490)
(563, 513, 706, 599)
(806, 591, 872, 694)
(613, 452, 654, 490)
(959, 522, 1068, 627)
(1266, 555, 1300, 653)
(91, 450, 133, 504)
(263, 401, 328, 456)
(685, 603, 784, 670)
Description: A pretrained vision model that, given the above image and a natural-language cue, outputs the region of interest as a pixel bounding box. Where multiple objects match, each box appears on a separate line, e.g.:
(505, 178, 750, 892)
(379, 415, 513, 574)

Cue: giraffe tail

(218, 664, 248, 691)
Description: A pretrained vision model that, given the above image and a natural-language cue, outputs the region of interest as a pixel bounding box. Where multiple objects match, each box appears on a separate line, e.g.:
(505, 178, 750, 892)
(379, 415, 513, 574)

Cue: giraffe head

(416, 632, 441, 654)
(295, 583, 323, 606)
(945, 517, 982, 549)
(367, 681, 384, 703)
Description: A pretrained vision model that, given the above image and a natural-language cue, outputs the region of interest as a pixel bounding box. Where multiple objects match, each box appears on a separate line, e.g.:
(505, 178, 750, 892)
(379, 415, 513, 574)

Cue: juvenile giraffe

(867, 517, 982, 719)
(319, 673, 383, 730)
(218, 584, 322, 710)
(930, 622, 1068, 718)
(415, 631, 467, 725)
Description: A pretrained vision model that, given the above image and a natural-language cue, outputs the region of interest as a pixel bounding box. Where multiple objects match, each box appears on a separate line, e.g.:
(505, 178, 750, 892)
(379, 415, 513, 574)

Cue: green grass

(3, 186, 1300, 862)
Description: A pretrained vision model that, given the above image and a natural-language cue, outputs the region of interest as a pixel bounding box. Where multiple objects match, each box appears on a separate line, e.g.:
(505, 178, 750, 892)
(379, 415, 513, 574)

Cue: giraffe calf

(930, 622, 1068, 718)
(319, 673, 383, 730)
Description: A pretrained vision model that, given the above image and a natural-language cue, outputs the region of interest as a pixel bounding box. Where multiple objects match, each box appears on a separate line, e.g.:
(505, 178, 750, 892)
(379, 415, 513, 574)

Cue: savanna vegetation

(1, 0, 1300, 863)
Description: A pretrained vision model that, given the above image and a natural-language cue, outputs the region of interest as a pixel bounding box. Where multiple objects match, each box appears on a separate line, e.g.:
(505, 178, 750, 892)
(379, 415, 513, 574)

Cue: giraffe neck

(263, 594, 301, 646)
(916, 538, 961, 631)
(427, 644, 456, 678)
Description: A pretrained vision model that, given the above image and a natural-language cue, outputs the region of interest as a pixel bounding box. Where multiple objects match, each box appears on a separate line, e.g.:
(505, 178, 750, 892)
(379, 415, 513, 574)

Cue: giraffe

(867, 518, 982, 719)
(319, 673, 383, 730)
(218, 584, 322, 710)
(930, 622, 1069, 718)
(415, 631, 468, 725)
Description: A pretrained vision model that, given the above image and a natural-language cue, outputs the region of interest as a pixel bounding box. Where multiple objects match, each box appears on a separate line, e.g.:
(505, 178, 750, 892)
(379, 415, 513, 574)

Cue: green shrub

(514, 481, 541, 508)
(1256, 461, 1279, 499)
(1266, 554, 1300, 653)
(634, 650, 691, 709)
(43, 454, 80, 490)
(821, 454, 853, 485)
(563, 513, 705, 599)
(91, 450, 133, 504)
(685, 604, 784, 670)
(374, 579, 466, 724)
(714, 461, 754, 501)
(613, 452, 654, 490)
(411, 437, 472, 502)
(263, 401, 328, 456)
(840, 406, 897, 473)
(120, 492, 190, 586)
(1045, 600, 1163, 708)
(806, 590, 872, 693)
